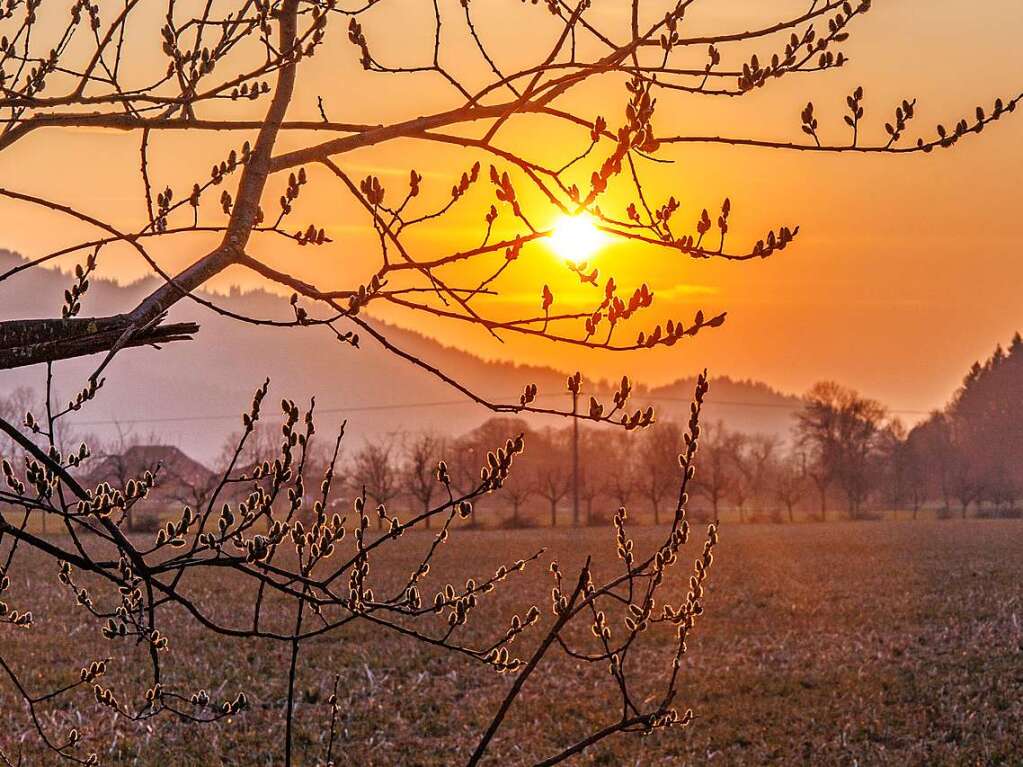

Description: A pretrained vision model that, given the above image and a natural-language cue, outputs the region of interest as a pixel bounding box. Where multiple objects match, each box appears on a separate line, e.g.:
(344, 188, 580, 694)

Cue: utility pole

(569, 373, 581, 527)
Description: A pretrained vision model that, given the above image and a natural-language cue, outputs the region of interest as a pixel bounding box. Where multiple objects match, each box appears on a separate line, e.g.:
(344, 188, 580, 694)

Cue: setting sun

(547, 214, 609, 264)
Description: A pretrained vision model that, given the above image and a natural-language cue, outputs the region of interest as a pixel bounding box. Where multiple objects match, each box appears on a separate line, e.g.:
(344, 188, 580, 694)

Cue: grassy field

(2, 519, 1021, 766)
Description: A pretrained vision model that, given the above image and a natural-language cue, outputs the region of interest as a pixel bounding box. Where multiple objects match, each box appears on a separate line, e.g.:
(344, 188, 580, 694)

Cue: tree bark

(0, 317, 198, 369)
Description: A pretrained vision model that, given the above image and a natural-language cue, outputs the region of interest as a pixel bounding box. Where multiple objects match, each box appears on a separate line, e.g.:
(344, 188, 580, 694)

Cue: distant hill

(644, 376, 802, 439)
(0, 250, 801, 461)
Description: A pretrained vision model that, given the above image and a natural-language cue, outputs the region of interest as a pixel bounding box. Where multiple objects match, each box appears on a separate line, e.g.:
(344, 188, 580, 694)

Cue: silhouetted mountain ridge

(0, 250, 801, 461)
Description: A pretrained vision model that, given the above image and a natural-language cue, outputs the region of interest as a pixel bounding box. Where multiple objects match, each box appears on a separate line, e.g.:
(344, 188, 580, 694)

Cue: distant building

(85, 445, 216, 520)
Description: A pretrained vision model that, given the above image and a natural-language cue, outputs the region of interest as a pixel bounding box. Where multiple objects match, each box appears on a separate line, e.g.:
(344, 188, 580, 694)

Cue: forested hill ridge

(0, 250, 800, 461)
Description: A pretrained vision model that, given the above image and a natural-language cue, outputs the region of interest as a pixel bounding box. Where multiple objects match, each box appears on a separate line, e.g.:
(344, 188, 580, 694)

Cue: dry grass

(2, 519, 1021, 766)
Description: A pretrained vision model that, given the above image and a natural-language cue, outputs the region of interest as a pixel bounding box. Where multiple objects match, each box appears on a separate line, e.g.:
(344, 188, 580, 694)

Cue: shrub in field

(0, 0, 1018, 764)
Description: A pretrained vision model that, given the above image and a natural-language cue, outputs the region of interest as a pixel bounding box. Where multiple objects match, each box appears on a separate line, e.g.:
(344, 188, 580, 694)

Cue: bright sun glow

(547, 215, 609, 264)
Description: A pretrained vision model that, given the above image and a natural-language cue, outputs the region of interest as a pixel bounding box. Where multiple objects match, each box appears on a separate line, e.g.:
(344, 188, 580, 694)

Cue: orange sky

(2, 0, 1022, 419)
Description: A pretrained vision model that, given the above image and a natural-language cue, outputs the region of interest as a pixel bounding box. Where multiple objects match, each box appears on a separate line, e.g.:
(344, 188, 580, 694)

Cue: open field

(2, 519, 1021, 766)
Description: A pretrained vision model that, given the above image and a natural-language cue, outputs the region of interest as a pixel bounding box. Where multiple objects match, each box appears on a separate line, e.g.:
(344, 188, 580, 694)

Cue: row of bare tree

(6, 349, 1020, 530)
(219, 394, 899, 527)
(217, 413, 848, 527)
(337, 338, 1023, 526)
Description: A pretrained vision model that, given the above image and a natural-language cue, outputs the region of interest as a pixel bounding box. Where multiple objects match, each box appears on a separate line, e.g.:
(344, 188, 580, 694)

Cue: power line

(645, 396, 931, 416)
(63, 391, 931, 428)
(71, 399, 474, 426)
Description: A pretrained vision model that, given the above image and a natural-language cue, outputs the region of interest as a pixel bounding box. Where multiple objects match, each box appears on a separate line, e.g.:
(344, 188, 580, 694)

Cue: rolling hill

(0, 250, 802, 462)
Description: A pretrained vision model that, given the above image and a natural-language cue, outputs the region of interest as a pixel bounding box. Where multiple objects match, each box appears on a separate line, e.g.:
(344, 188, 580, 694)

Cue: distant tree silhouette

(948, 334, 1023, 513)
(877, 420, 909, 518)
(902, 435, 930, 521)
(773, 451, 809, 523)
(638, 422, 683, 525)
(401, 431, 447, 530)
(691, 420, 739, 521)
(0, 386, 34, 454)
(733, 433, 780, 522)
(725, 433, 753, 523)
(451, 417, 532, 523)
(571, 429, 604, 526)
(533, 429, 572, 528)
(803, 451, 834, 522)
(909, 413, 957, 514)
(467, 419, 538, 528)
(352, 438, 401, 530)
(905, 334, 1023, 519)
(501, 469, 536, 529)
(602, 431, 638, 511)
(796, 382, 887, 518)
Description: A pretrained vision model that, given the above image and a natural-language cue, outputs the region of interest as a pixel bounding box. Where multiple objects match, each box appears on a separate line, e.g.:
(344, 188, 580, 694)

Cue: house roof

(85, 445, 215, 498)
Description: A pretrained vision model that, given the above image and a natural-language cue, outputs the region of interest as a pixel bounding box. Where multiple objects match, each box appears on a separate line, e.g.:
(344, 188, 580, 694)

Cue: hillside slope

(0, 251, 801, 461)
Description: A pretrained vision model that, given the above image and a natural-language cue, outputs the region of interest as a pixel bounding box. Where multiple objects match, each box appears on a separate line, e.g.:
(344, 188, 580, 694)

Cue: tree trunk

(0, 316, 199, 370)
(571, 392, 579, 527)
(549, 500, 557, 528)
